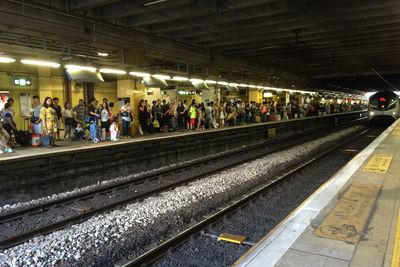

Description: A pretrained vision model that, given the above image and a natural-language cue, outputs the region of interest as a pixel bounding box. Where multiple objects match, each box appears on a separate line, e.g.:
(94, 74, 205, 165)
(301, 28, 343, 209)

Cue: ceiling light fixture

(143, 0, 168, 7)
(65, 65, 97, 72)
(98, 52, 109, 57)
(153, 74, 171, 80)
(21, 59, 60, 68)
(189, 78, 204, 83)
(0, 57, 15, 63)
(172, 76, 189, 81)
(99, 68, 127, 75)
(217, 81, 228, 85)
(205, 80, 217, 84)
(129, 71, 150, 78)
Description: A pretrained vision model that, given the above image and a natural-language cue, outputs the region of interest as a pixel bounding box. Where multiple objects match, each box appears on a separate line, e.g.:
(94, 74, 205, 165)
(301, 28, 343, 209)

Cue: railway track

(121, 127, 382, 267)
(0, 119, 365, 250)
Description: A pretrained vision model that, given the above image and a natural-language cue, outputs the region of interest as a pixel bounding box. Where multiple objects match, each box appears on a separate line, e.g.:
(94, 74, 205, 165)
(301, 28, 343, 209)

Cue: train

(368, 91, 400, 121)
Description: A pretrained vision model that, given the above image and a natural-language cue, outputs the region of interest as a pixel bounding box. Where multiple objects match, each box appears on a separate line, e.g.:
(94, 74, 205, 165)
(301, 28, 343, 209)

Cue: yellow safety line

(392, 209, 400, 267)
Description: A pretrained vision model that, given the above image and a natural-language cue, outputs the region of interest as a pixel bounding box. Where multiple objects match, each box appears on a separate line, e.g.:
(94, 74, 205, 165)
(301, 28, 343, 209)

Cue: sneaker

(4, 147, 13, 153)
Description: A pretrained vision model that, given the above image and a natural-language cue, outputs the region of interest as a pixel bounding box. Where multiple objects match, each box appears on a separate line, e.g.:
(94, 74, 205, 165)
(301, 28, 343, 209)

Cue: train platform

(0, 111, 366, 163)
(236, 119, 400, 267)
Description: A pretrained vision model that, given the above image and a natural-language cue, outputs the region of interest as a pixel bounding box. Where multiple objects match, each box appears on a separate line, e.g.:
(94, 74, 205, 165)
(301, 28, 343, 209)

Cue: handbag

(41, 134, 51, 147)
(153, 119, 160, 128)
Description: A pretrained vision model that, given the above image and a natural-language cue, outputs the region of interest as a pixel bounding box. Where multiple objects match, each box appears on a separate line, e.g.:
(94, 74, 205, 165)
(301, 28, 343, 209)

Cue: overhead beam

(99, 0, 188, 20)
(69, 0, 122, 10)
(127, 0, 291, 27)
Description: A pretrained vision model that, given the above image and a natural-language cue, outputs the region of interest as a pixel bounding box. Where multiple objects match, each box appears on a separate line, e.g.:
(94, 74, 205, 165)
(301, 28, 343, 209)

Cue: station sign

(12, 77, 32, 87)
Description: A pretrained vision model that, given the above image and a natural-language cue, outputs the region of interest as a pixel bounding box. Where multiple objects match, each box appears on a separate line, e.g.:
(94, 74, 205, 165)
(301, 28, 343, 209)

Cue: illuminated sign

(12, 77, 32, 87)
(379, 97, 386, 101)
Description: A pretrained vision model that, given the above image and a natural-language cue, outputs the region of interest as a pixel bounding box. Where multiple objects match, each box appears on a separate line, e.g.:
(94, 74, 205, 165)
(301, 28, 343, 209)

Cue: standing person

(219, 101, 226, 126)
(109, 102, 116, 122)
(52, 97, 62, 140)
(2, 103, 17, 148)
(189, 101, 197, 130)
(40, 97, 57, 147)
(73, 99, 86, 130)
(62, 101, 74, 140)
(196, 103, 205, 131)
(183, 100, 190, 130)
(176, 100, 185, 131)
(31, 95, 42, 134)
(205, 102, 213, 129)
(100, 102, 110, 141)
(1, 98, 15, 119)
(120, 99, 133, 138)
(88, 98, 100, 143)
(138, 100, 147, 135)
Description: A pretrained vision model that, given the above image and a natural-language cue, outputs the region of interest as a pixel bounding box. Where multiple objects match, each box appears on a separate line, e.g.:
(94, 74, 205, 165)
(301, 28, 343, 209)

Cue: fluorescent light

(0, 57, 15, 63)
(205, 80, 217, 84)
(21, 59, 60, 68)
(153, 74, 170, 80)
(65, 65, 96, 72)
(99, 68, 127, 75)
(238, 84, 249, 87)
(217, 81, 228, 85)
(190, 78, 204, 82)
(263, 92, 273, 97)
(143, 0, 168, 6)
(129, 71, 150, 78)
(98, 52, 109, 57)
(172, 76, 189, 81)
(248, 85, 257, 88)
(256, 85, 264, 89)
(229, 83, 239, 86)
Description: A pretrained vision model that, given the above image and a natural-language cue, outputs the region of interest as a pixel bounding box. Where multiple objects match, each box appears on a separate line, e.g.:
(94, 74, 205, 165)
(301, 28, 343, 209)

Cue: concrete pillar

(116, 48, 146, 136)
(248, 90, 259, 104)
(117, 78, 146, 136)
(38, 66, 53, 100)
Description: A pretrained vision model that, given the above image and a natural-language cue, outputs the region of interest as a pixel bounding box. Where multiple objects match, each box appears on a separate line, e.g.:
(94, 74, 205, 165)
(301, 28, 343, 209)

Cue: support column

(38, 66, 53, 100)
(117, 48, 146, 136)
(248, 90, 260, 104)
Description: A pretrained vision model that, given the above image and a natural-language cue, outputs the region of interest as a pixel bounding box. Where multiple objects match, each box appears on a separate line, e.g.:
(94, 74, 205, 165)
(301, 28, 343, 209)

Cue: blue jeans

(122, 120, 130, 136)
(89, 122, 98, 141)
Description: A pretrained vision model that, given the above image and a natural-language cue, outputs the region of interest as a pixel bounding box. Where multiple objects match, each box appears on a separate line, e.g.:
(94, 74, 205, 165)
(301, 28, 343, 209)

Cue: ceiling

(1, 0, 400, 91)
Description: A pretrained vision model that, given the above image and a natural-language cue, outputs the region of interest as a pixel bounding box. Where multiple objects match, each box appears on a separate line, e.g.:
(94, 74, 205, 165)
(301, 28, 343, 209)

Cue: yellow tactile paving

(363, 154, 393, 173)
(218, 233, 247, 244)
(314, 183, 380, 244)
(392, 209, 400, 267)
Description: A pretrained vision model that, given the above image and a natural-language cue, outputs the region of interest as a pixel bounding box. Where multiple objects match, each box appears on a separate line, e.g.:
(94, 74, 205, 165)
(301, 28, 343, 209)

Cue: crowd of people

(137, 98, 367, 134)
(0, 95, 367, 152)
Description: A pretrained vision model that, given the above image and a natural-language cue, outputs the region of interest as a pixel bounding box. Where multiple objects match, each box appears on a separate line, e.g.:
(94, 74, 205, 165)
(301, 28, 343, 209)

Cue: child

(110, 118, 119, 141)
(73, 122, 86, 141)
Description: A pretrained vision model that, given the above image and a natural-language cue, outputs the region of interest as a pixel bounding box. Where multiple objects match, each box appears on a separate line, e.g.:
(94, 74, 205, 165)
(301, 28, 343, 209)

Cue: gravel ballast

(0, 126, 361, 266)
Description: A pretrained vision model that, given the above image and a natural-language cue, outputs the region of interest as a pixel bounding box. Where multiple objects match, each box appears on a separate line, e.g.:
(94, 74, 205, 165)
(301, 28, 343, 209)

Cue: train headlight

(370, 112, 374, 116)
(393, 112, 396, 115)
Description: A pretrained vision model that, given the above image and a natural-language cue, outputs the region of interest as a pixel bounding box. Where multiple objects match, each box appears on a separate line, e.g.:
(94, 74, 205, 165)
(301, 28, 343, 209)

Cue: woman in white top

(120, 100, 133, 137)
(62, 101, 74, 140)
(100, 102, 110, 141)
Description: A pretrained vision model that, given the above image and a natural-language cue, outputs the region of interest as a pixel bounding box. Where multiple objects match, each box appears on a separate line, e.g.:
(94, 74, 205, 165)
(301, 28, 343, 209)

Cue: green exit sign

(12, 77, 32, 86)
